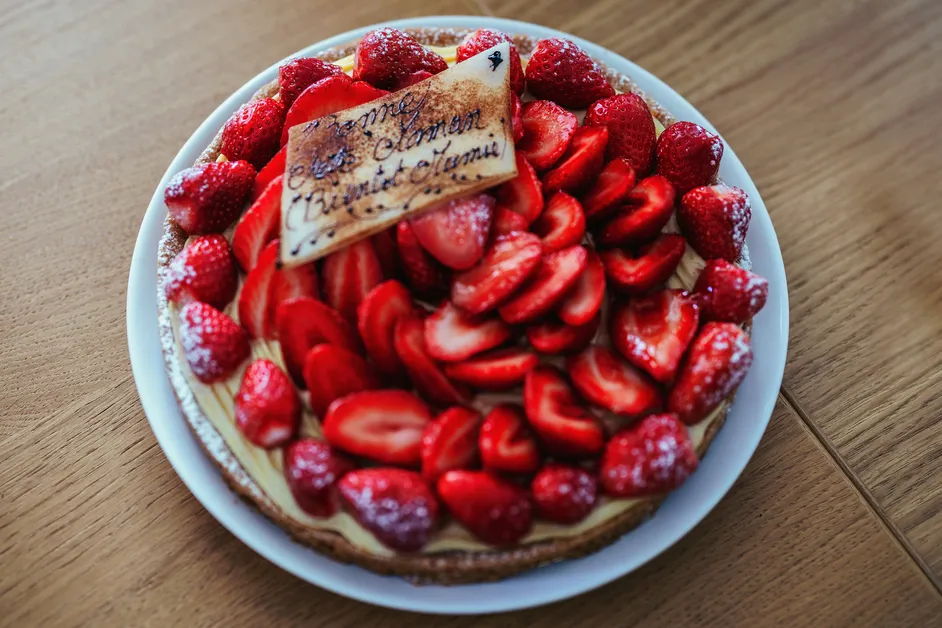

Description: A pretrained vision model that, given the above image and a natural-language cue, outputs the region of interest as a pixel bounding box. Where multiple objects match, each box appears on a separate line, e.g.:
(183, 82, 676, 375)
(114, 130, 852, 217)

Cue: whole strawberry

(283, 439, 353, 518)
(694, 259, 769, 323)
(525, 38, 614, 109)
(165, 235, 237, 310)
(656, 121, 724, 193)
(678, 184, 751, 261)
(234, 359, 301, 448)
(164, 160, 255, 235)
(178, 302, 250, 383)
(353, 27, 447, 90)
(585, 93, 656, 174)
(531, 464, 599, 524)
(278, 57, 345, 107)
(220, 98, 285, 169)
(457, 28, 525, 94)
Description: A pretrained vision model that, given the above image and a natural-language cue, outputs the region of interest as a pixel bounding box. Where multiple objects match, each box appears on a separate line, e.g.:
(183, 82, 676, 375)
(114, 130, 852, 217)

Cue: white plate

(127, 16, 788, 615)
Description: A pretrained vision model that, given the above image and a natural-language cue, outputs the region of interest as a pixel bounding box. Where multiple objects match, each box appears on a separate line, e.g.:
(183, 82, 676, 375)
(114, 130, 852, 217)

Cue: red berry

(532, 464, 599, 524)
(234, 359, 300, 448)
(165, 234, 237, 310)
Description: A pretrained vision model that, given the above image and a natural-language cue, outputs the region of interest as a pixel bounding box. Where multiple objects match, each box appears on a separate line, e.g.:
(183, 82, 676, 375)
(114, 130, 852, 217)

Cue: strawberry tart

(157, 26, 769, 584)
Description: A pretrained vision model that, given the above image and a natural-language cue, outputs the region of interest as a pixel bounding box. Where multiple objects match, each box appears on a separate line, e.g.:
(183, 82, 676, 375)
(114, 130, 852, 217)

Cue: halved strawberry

(356, 280, 414, 381)
(283, 439, 353, 517)
(275, 297, 361, 383)
(165, 235, 237, 310)
(530, 191, 586, 254)
(479, 404, 541, 474)
(234, 359, 300, 448)
(581, 157, 636, 222)
(495, 151, 544, 225)
(322, 389, 432, 466)
(443, 348, 539, 391)
(239, 240, 319, 339)
(220, 97, 285, 169)
(567, 345, 662, 417)
(421, 407, 482, 482)
(656, 121, 724, 194)
(531, 464, 599, 524)
(281, 75, 387, 145)
(610, 289, 700, 383)
(526, 313, 600, 355)
(677, 184, 751, 262)
(511, 92, 524, 142)
(390, 69, 434, 91)
(668, 322, 753, 424)
(601, 413, 698, 497)
(525, 37, 615, 109)
(251, 145, 287, 202)
(396, 221, 450, 298)
(322, 239, 383, 322)
(499, 245, 588, 324)
(694, 259, 769, 323)
(353, 27, 448, 90)
(518, 100, 578, 171)
(178, 302, 250, 383)
(371, 227, 400, 277)
(557, 249, 605, 326)
(303, 344, 381, 417)
(523, 366, 605, 457)
(232, 175, 282, 272)
(410, 194, 495, 270)
(164, 160, 255, 235)
(437, 470, 533, 546)
(424, 301, 510, 362)
(278, 56, 346, 108)
(600, 234, 686, 294)
(585, 93, 656, 175)
(451, 231, 543, 314)
(491, 205, 529, 236)
(456, 28, 526, 95)
(597, 175, 676, 247)
(394, 313, 470, 407)
(541, 126, 608, 194)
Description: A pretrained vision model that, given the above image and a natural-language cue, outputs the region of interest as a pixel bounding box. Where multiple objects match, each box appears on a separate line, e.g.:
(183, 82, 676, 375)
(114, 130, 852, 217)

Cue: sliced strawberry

(234, 359, 300, 448)
(479, 404, 541, 474)
(668, 322, 753, 424)
(601, 413, 698, 497)
(303, 344, 381, 417)
(597, 175, 676, 247)
(523, 366, 605, 457)
(165, 234, 237, 310)
(281, 75, 386, 145)
(499, 245, 588, 324)
(239, 240, 319, 339)
(656, 121, 724, 194)
(338, 468, 439, 552)
(524, 37, 615, 109)
(443, 348, 539, 391)
(220, 98, 285, 169)
(164, 160, 255, 235)
(518, 100, 578, 171)
(531, 464, 599, 524)
(178, 302, 249, 383)
(283, 439, 353, 517)
(322, 389, 432, 466)
(694, 259, 769, 323)
(410, 194, 495, 270)
(495, 151, 544, 225)
(353, 27, 448, 91)
(390, 69, 434, 91)
(491, 205, 529, 236)
(424, 301, 511, 362)
(421, 407, 482, 482)
(511, 92, 524, 142)
(530, 191, 586, 254)
(541, 126, 608, 194)
(371, 227, 400, 277)
(610, 289, 700, 383)
(394, 313, 470, 407)
(251, 145, 287, 202)
(396, 221, 450, 298)
(526, 312, 600, 355)
(437, 470, 533, 546)
(567, 345, 662, 417)
(356, 280, 414, 381)
(456, 28, 526, 94)
(275, 297, 361, 383)
(678, 184, 751, 262)
(600, 234, 686, 294)
(322, 239, 384, 321)
(233, 175, 282, 272)
(585, 92, 657, 175)
(269, 257, 319, 326)
(581, 157, 636, 222)
(557, 249, 605, 326)
(278, 56, 345, 108)
(451, 231, 542, 314)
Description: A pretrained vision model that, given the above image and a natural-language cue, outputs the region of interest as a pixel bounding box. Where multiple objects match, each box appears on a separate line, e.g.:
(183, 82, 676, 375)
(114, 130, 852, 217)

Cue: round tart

(157, 26, 770, 584)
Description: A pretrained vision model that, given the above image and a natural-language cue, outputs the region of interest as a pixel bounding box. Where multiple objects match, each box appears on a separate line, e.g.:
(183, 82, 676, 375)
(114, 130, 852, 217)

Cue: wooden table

(2, 0, 941, 624)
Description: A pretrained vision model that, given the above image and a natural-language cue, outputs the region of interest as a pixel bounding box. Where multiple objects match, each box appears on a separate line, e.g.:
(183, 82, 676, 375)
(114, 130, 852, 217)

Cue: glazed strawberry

(239, 240, 319, 339)
(600, 234, 686, 294)
(585, 93, 656, 174)
(424, 301, 510, 362)
(656, 121, 724, 193)
(668, 322, 753, 424)
(526, 313, 600, 355)
(557, 249, 605, 326)
(532, 464, 599, 524)
(410, 194, 495, 270)
(232, 175, 282, 271)
(511, 92, 525, 143)
(353, 27, 448, 90)
(220, 98, 285, 169)
(323, 389, 432, 466)
(437, 470, 533, 546)
(421, 407, 482, 482)
(165, 235, 237, 310)
(322, 239, 384, 321)
(251, 145, 286, 202)
(371, 227, 400, 277)
(479, 405, 541, 474)
(443, 348, 539, 391)
(338, 468, 439, 552)
(530, 192, 586, 254)
(356, 280, 414, 381)
(525, 38, 615, 109)
(491, 205, 529, 236)
(541, 126, 608, 194)
(677, 185, 751, 262)
(523, 366, 605, 457)
(694, 259, 768, 323)
(394, 313, 470, 407)
(581, 157, 636, 222)
(611, 289, 700, 383)
(601, 413, 698, 497)
(456, 28, 525, 94)
(275, 297, 362, 383)
(567, 345, 662, 417)
(390, 69, 434, 91)
(597, 175, 676, 247)
(451, 231, 543, 314)
(234, 359, 300, 448)
(278, 56, 345, 107)
(517, 100, 578, 171)
(178, 302, 250, 383)
(499, 245, 588, 324)
(495, 152, 544, 225)
(283, 439, 353, 517)
(164, 160, 255, 235)
(281, 75, 386, 145)
(396, 221, 450, 298)
(303, 344, 381, 417)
